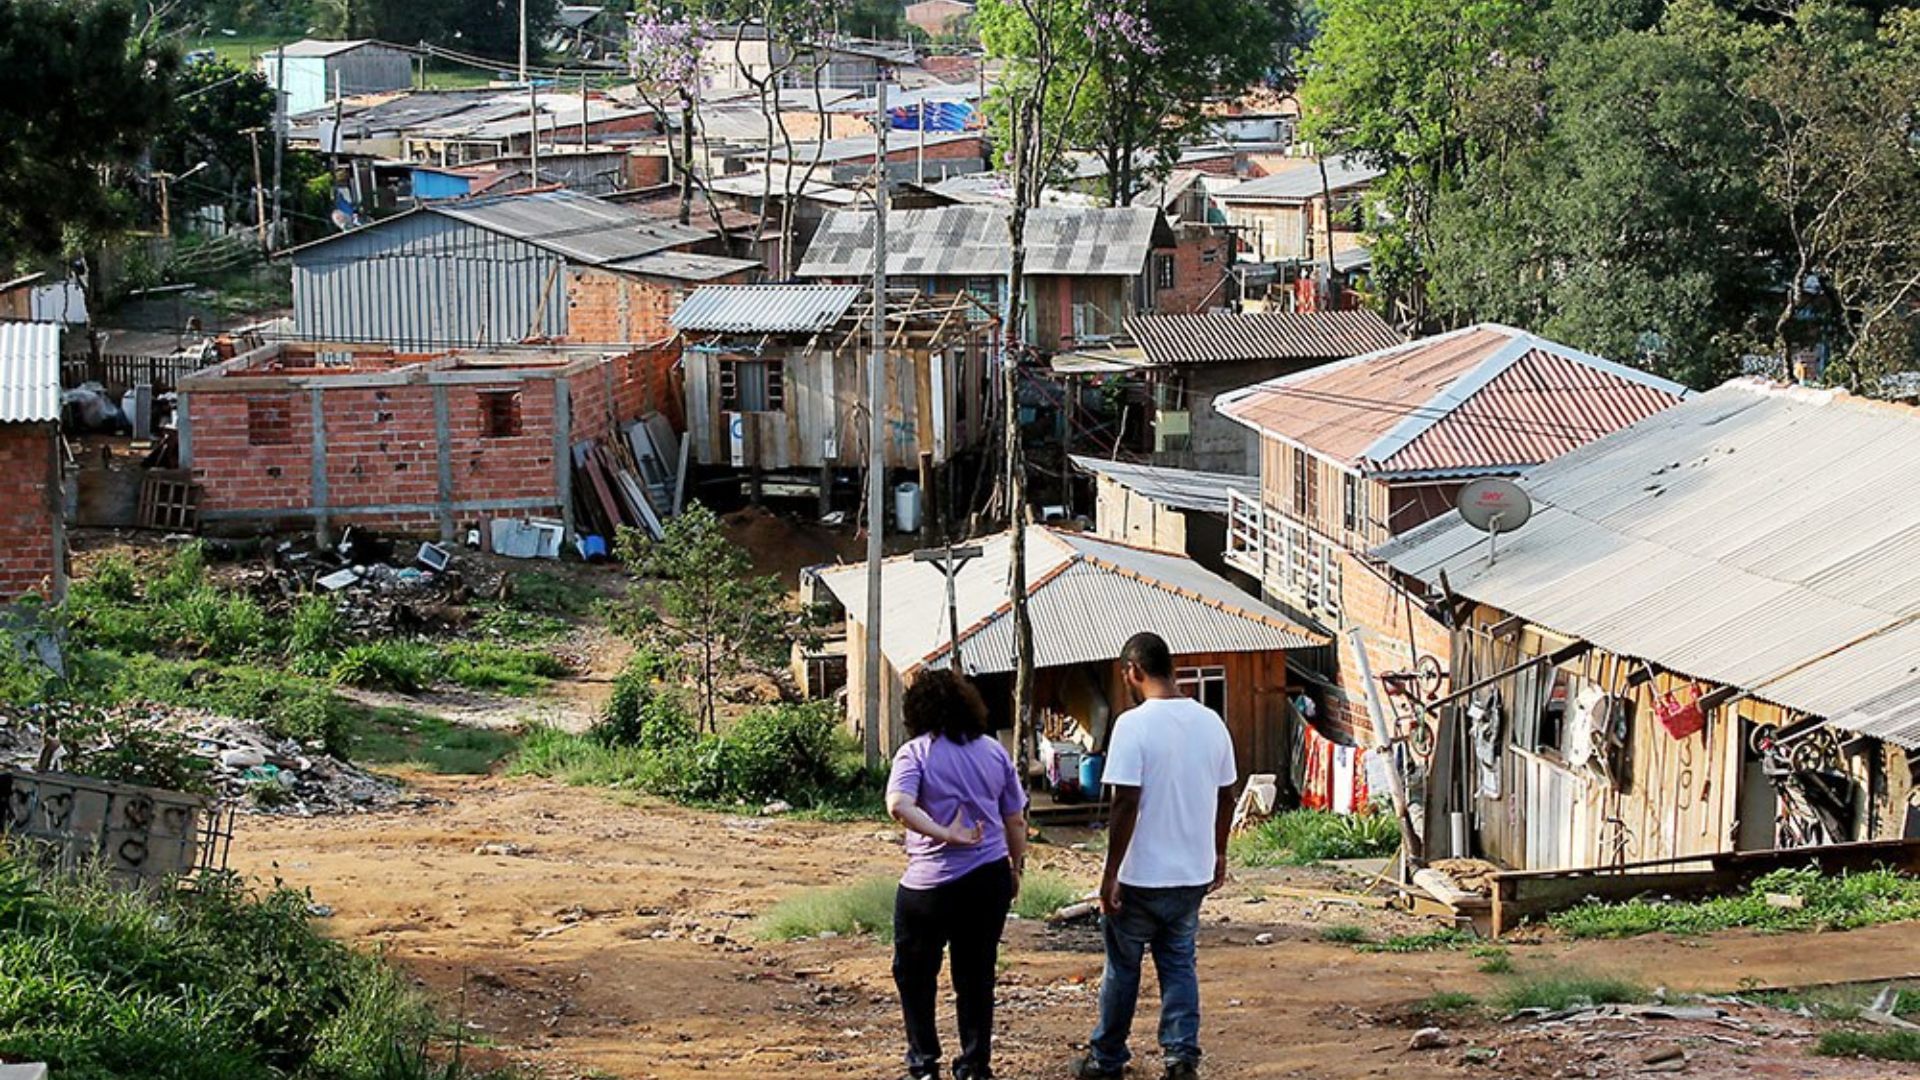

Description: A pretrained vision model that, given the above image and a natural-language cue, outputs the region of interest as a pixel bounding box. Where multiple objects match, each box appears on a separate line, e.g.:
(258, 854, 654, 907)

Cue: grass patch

(1229, 810, 1399, 867)
(1496, 974, 1646, 1013)
(0, 855, 502, 1079)
(439, 642, 569, 695)
(1476, 950, 1515, 974)
(1356, 929, 1470, 954)
(1319, 923, 1369, 945)
(1550, 867, 1920, 939)
(1419, 990, 1479, 1014)
(504, 566, 601, 617)
(350, 707, 520, 775)
(1013, 871, 1085, 921)
(1815, 1030, 1920, 1061)
(758, 876, 898, 943)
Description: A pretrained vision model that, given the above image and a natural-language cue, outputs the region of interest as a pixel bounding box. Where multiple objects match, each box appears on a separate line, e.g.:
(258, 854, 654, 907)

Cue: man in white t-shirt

(1073, 632, 1238, 1080)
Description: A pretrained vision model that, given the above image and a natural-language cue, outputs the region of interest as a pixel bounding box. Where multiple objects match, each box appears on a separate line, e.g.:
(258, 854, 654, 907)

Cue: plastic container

(894, 482, 923, 533)
(1079, 753, 1105, 792)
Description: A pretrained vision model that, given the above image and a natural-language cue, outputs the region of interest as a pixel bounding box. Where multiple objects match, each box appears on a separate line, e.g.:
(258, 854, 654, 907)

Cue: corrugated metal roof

(432, 190, 711, 267)
(670, 284, 860, 333)
(1070, 456, 1257, 516)
(269, 38, 390, 58)
(1128, 311, 1403, 365)
(608, 251, 761, 281)
(819, 526, 1324, 676)
(0, 322, 62, 423)
(1376, 381, 1920, 747)
(1218, 155, 1381, 203)
(1213, 323, 1689, 475)
(759, 131, 979, 164)
(798, 205, 1167, 279)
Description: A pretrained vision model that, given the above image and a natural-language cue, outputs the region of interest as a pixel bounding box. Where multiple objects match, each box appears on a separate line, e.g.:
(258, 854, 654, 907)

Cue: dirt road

(231, 775, 1920, 1080)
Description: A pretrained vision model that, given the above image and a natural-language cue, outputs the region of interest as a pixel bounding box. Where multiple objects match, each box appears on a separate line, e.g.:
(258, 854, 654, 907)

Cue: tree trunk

(679, 99, 695, 226)
(1005, 100, 1038, 782)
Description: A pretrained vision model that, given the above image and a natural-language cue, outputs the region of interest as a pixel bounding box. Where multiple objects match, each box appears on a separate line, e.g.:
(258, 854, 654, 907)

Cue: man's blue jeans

(1088, 883, 1208, 1069)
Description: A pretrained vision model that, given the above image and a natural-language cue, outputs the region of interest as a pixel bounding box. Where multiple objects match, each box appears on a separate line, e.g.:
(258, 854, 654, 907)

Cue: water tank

(894, 482, 923, 533)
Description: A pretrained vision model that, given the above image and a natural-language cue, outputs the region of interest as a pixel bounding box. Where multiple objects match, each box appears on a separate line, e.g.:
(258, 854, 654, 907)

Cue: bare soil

(230, 774, 1920, 1080)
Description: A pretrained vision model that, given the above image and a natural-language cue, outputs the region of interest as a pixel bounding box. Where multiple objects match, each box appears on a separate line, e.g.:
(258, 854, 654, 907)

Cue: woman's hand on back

(942, 809, 984, 846)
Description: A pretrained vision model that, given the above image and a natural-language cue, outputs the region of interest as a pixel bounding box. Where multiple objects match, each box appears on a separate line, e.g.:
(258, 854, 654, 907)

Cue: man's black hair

(901, 667, 990, 743)
(1120, 631, 1174, 679)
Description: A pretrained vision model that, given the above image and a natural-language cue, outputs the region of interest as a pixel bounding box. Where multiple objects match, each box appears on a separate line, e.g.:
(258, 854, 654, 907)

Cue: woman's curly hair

(901, 668, 990, 744)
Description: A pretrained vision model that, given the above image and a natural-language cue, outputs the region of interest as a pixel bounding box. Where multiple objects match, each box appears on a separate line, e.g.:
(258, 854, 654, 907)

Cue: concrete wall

(0, 422, 63, 601)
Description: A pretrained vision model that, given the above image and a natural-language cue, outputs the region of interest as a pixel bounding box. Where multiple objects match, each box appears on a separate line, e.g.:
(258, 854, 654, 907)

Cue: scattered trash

(1409, 1027, 1452, 1050)
(1253, 932, 1275, 946)
(317, 568, 362, 591)
(415, 542, 452, 572)
(474, 842, 524, 857)
(492, 518, 566, 559)
(761, 800, 793, 816)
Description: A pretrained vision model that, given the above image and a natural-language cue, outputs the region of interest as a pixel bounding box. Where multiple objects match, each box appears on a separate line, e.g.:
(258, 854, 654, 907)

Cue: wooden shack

(671, 284, 994, 475)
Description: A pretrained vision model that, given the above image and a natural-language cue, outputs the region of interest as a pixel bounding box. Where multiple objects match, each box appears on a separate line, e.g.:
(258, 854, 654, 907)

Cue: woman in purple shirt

(886, 668, 1029, 1080)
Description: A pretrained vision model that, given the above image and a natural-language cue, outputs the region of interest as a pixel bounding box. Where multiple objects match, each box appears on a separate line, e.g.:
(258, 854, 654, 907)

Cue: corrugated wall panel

(292, 215, 567, 348)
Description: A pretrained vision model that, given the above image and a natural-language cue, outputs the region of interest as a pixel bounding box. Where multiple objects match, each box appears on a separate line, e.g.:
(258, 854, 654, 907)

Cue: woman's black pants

(893, 859, 1014, 1079)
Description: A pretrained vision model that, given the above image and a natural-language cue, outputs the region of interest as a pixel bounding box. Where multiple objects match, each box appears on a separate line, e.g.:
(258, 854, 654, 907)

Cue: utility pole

(244, 127, 267, 246)
(270, 43, 286, 249)
(580, 74, 590, 151)
(156, 172, 172, 239)
(529, 81, 541, 184)
(862, 80, 889, 769)
(519, 0, 529, 84)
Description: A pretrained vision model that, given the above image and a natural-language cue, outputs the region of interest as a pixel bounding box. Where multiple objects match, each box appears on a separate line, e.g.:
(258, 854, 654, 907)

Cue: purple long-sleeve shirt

(887, 732, 1027, 890)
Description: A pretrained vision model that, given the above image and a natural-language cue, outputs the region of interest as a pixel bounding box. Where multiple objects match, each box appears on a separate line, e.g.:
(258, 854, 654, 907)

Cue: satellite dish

(1456, 478, 1532, 534)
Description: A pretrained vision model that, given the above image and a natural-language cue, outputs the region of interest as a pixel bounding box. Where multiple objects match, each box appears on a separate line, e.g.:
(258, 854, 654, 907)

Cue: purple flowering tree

(628, 8, 711, 225)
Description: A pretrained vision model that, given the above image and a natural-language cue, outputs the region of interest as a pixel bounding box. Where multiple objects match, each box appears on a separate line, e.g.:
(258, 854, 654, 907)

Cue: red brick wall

(1152, 225, 1233, 314)
(567, 268, 752, 346)
(190, 377, 572, 535)
(837, 136, 986, 166)
(0, 423, 61, 600)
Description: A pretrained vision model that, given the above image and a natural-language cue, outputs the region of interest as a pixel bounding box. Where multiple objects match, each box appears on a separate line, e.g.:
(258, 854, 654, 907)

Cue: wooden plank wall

(686, 335, 987, 470)
(1450, 606, 1759, 871)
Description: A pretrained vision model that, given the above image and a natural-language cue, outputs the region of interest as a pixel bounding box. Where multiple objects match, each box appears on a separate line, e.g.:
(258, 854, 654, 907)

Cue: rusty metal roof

(818, 525, 1325, 676)
(1128, 311, 1402, 366)
(1071, 456, 1257, 516)
(1214, 323, 1689, 477)
(1377, 381, 1920, 747)
(1217, 155, 1381, 203)
(0, 322, 61, 424)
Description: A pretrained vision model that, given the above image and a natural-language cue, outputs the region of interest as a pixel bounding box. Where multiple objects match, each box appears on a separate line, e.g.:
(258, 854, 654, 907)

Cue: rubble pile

(0, 704, 413, 816)
(216, 531, 509, 639)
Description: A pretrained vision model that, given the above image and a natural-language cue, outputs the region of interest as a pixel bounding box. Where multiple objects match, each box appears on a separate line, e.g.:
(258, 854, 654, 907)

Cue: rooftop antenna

(1455, 477, 1532, 567)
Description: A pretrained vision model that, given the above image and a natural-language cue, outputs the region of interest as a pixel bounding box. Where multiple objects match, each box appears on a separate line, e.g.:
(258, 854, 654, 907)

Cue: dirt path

(229, 776, 1920, 1080)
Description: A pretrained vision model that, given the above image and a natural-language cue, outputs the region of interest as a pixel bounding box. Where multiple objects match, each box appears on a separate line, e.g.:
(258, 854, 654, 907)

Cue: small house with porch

(1214, 324, 1690, 745)
(816, 525, 1327, 780)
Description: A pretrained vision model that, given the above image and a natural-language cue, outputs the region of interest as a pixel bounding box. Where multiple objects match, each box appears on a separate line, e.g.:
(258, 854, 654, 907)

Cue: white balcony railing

(1225, 487, 1344, 623)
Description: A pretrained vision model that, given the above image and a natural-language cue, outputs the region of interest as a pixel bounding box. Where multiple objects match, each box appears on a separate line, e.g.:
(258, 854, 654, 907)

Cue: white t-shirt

(1102, 695, 1238, 888)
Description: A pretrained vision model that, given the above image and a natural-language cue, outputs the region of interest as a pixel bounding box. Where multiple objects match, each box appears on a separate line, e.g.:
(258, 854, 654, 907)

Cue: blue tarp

(888, 101, 981, 133)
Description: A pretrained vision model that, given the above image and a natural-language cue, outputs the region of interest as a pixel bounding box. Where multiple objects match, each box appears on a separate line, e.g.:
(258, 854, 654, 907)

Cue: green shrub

(289, 594, 348, 671)
(162, 587, 271, 657)
(1550, 867, 1920, 939)
(758, 876, 898, 942)
(149, 542, 208, 604)
(1496, 974, 1645, 1013)
(1013, 870, 1086, 920)
(1230, 810, 1401, 867)
(725, 701, 842, 802)
(73, 651, 353, 756)
(86, 553, 140, 603)
(331, 642, 436, 693)
(55, 704, 213, 794)
(1319, 924, 1369, 944)
(1816, 1030, 1920, 1062)
(1356, 929, 1470, 953)
(439, 642, 568, 695)
(0, 857, 496, 1080)
(1419, 991, 1479, 1013)
(597, 651, 687, 748)
(0, 640, 56, 706)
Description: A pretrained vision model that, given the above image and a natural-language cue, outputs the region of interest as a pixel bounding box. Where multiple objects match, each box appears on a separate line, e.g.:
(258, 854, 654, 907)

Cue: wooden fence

(61, 353, 216, 394)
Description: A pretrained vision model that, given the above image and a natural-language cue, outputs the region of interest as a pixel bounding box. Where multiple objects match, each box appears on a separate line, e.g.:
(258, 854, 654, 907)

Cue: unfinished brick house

(0, 322, 65, 601)
(178, 340, 678, 540)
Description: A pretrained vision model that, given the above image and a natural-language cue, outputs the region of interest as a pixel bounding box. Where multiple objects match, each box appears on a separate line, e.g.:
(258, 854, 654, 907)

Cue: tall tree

(0, 0, 175, 268)
(152, 58, 277, 220)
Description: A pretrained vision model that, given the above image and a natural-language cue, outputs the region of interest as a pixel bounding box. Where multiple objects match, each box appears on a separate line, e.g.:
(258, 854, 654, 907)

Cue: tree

(1297, 0, 1539, 327)
(152, 58, 277, 221)
(612, 503, 806, 733)
(0, 0, 175, 268)
(1082, 0, 1294, 205)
